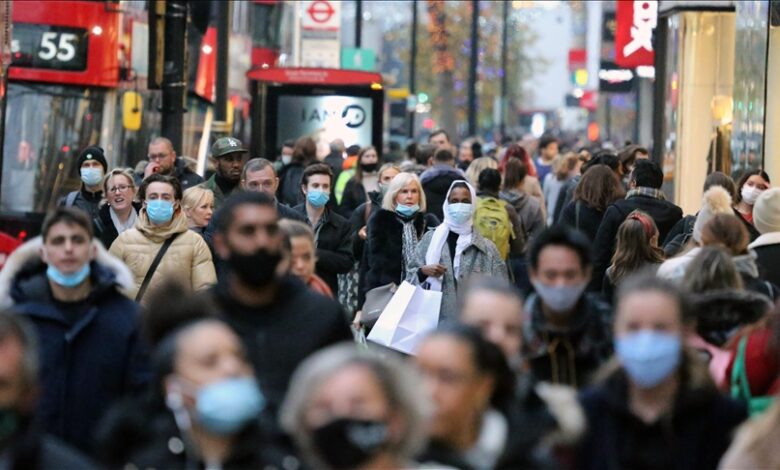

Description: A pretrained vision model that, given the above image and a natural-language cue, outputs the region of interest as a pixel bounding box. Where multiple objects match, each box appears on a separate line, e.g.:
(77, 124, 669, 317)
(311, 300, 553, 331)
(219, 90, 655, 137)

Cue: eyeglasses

(148, 153, 170, 162)
(108, 185, 132, 193)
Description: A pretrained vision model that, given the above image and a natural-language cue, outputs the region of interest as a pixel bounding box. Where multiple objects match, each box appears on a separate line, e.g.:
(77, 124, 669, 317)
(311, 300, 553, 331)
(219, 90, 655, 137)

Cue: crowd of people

(0, 129, 779, 469)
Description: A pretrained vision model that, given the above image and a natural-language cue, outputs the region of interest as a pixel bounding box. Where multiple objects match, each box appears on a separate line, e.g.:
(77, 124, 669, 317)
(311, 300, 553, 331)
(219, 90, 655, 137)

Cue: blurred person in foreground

(279, 219, 333, 298)
(0, 311, 96, 468)
(0, 208, 149, 453)
(522, 226, 612, 387)
(577, 274, 747, 470)
(97, 283, 289, 469)
(208, 192, 351, 415)
(280, 343, 429, 470)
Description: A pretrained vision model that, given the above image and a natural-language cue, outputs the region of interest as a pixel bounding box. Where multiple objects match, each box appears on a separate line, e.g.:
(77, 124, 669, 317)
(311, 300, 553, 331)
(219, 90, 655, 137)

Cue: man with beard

(202, 137, 250, 210)
(209, 192, 352, 416)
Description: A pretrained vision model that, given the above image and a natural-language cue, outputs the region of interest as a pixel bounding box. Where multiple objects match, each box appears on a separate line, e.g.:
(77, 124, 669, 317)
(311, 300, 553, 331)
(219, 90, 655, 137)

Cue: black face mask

(227, 248, 282, 286)
(311, 417, 389, 470)
(360, 163, 378, 173)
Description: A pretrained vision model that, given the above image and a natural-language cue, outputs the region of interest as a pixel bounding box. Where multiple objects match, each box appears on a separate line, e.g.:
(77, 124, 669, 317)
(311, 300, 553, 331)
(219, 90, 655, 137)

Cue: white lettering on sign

(623, 1, 657, 57)
(599, 68, 634, 83)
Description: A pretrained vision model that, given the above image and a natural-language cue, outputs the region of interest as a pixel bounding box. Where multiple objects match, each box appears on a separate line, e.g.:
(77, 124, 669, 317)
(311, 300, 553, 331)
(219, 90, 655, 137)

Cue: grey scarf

(401, 220, 419, 283)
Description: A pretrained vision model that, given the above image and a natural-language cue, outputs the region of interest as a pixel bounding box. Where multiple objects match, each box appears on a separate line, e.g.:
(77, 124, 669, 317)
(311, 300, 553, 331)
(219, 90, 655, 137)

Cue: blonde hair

(181, 186, 214, 212)
(102, 168, 136, 194)
(382, 172, 426, 212)
(465, 156, 498, 187)
(554, 152, 581, 180)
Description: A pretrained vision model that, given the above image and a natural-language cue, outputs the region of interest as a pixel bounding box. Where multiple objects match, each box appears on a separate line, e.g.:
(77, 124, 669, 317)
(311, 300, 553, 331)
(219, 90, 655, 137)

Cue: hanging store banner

(615, 0, 658, 68)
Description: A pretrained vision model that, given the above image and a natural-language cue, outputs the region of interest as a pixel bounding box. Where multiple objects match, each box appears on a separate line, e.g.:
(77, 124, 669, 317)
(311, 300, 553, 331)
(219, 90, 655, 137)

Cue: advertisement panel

(276, 95, 373, 147)
(615, 0, 658, 67)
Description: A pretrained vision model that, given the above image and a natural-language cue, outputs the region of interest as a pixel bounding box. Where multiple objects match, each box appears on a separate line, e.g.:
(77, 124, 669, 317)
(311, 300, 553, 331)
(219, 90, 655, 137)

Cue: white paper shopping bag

(367, 281, 442, 355)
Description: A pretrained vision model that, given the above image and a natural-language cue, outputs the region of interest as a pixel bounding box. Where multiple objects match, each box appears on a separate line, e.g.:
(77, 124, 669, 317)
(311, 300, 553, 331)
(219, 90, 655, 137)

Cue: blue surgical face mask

(80, 167, 103, 186)
(307, 189, 330, 208)
(146, 199, 175, 224)
(615, 330, 682, 388)
(196, 377, 264, 435)
(46, 263, 90, 288)
(396, 203, 420, 217)
(532, 280, 588, 313)
(447, 202, 473, 225)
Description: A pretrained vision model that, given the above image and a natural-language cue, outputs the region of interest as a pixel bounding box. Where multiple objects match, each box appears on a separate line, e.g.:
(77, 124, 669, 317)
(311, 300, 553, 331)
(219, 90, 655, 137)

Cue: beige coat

(109, 209, 216, 300)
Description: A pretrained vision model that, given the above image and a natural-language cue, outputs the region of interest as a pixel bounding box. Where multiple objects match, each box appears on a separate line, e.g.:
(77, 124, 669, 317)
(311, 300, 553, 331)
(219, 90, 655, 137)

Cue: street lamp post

(500, 0, 509, 139)
(408, 0, 418, 139)
(467, 0, 479, 137)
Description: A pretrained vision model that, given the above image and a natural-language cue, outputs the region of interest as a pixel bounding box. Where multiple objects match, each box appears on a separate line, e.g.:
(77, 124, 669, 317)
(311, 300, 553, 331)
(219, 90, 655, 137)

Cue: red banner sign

(615, 0, 657, 68)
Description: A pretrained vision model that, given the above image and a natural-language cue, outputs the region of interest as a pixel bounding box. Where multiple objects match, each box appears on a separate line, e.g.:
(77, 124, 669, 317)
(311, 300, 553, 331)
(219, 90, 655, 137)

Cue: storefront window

(660, 14, 681, 201)
(731, 0, 769, 175)
(1, 83, 104, 213)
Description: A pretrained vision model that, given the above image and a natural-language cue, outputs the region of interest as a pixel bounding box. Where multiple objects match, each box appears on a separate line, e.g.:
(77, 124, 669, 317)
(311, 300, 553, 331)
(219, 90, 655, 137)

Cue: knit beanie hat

(692, 186, 733, 243)
(753, 188, 780, 234)
(77, 146, 108, 172)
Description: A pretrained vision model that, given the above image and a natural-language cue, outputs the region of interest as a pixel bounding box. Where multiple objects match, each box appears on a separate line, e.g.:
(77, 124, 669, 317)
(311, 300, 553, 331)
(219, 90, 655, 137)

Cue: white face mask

(281, 155, 292, 166)
(532, 280, 588, 313)
(741, 186, 763, 206)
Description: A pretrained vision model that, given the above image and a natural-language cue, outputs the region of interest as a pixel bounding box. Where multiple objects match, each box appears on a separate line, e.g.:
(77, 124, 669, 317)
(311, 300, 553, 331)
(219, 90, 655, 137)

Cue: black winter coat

(5, 418, 96, 470)
(577, 370, 746, 470)
(592, 195, 682, 291)
(277, 162, 305, 207)
(338, 177, 368, 219)
(208, 278, 352, 415)
(421, 165, 463, 221)
(93, 202, 142, 250)
(559, 201, 605, 243)
(97, 396, 293, 470)
(59, 187, 103, 221)
(361, 209, 439, 306)
(293, 205, 353, 295)
(7, 254, 149, 453)
(752, 233, 780, 289)
(689, 289, 772, 346)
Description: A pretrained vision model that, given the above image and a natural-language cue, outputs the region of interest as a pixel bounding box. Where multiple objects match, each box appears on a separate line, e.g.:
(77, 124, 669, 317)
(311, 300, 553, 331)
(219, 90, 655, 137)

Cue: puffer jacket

(413, 229, 508, 321)
(109, 209, 216, 300)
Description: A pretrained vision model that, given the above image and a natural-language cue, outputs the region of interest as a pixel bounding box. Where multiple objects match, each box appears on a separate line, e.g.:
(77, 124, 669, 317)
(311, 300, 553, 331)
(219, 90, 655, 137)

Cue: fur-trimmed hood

(0, 236, 135, 308)
(689, 288, 772, 346)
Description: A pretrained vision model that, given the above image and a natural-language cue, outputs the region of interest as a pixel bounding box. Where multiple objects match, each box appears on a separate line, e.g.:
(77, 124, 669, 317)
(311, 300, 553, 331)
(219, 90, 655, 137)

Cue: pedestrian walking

(415, 180, 507, 321)
(0, 208, 149, 453)
(577, 274, 747, 470)
(201, 137, 249, 210)
(109, 174, 216, 301)
(559, 164, 624, 243)
(734, 169, 771, 241)
(94, 168, 141, 250)
(293, 163, 353, 296)
(181, 186, 214, 235)
(60, 145, 108, 221)
(140, 137, 204, 189)
(280, 344, 429, 470)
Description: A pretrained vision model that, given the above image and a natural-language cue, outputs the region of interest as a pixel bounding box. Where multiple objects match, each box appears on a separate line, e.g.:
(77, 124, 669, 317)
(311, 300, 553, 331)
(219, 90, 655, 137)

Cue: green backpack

(731, 335, 776, 416)
(474, 196, 514, 260)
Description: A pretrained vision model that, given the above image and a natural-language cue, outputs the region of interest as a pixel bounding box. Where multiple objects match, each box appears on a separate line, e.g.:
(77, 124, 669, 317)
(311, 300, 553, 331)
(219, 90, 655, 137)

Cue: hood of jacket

(420, 164, 463, 184)
(733, 252, 760, 279)
(0, 236, 135, 308)
(500, 189, 532, 208)
(689, 289, 772, 346)
(750, 231, 780, 249)
(135, 209, 190, 243)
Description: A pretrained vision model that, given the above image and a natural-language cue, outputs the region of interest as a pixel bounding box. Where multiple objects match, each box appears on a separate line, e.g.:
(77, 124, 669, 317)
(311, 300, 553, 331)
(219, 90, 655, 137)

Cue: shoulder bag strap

(731, 336, 753, 400)
(135, 232, 181, 302)
(66, 191, 78, 207)
(575, 201, 581, 231)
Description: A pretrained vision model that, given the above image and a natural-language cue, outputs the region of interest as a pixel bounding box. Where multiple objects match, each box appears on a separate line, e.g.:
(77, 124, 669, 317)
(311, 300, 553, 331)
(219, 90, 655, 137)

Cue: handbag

(367, 281, 442, 355)
(731, 335, 776, 416)
(362, 282, 398, 330)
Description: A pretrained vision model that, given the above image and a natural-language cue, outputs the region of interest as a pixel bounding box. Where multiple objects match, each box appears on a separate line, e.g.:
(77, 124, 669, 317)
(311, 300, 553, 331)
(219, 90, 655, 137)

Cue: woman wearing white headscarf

(415, 180, 508, 321)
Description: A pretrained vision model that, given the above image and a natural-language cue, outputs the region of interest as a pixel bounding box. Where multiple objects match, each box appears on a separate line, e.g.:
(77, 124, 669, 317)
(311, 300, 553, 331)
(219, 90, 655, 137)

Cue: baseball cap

(211, 137, 246, 158)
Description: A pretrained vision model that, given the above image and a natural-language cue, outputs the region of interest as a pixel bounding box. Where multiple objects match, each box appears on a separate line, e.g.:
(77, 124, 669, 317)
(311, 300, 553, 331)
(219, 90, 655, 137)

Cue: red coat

(725, 326, 780, 396)
(0, 231, 21, 270)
